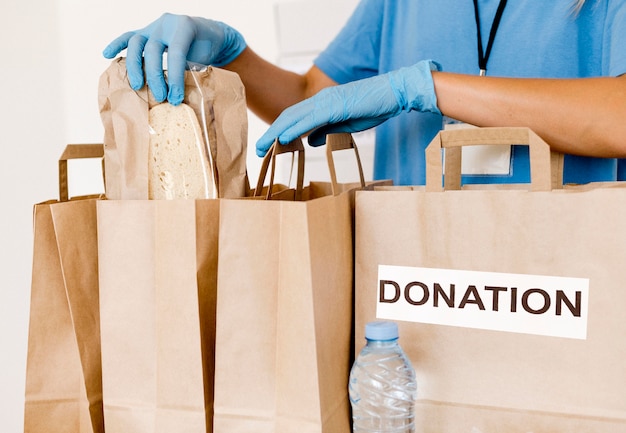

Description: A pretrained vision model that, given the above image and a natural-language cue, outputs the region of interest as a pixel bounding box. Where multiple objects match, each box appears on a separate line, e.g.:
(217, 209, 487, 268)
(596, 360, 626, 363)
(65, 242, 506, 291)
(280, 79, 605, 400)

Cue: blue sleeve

(608, 2, 626, 181)
(607, 0, 626, 76)
(617, 159, 626, 180)
(313, 0, 383, 84)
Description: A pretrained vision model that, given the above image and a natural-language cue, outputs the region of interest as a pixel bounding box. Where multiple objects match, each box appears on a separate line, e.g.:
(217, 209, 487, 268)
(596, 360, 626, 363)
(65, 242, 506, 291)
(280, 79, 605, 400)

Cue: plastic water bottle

(349, 321, 417, 433)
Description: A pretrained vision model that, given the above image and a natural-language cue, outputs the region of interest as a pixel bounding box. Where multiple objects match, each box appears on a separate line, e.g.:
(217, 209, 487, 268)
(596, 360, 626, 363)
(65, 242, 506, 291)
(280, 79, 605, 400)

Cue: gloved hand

(256, 60, 441, 157)
(103, 13, 246, 105)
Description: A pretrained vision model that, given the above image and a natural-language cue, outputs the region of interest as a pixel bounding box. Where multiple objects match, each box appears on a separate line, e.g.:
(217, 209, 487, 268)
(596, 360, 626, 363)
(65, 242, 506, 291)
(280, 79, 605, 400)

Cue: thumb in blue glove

(256, 60, 441, 157)
(103, 13, 246, 105)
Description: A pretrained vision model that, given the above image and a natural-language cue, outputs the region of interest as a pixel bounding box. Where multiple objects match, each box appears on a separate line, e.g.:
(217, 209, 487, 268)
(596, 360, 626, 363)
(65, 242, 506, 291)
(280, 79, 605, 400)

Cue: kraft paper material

(355, 127, 626, 432)
(97, 199, 218, 433)
(24, 198, 104, 433)
(214, 191, 353, 433)
(25, 134, 378, 433)
(212, 135, 384, 433)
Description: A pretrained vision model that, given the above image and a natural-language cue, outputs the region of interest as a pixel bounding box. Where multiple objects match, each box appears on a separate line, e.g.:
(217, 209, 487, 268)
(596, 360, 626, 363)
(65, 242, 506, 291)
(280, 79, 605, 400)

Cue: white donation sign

(377, 265, 589, 339)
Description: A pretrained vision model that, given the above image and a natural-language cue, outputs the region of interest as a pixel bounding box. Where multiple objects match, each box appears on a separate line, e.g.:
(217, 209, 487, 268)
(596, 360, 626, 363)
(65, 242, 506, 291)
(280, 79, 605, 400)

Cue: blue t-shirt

(315, 0, 626, 185)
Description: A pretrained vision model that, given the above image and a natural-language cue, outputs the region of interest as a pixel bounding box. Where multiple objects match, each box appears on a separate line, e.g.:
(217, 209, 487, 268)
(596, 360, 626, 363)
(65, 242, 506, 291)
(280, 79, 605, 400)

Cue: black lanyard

(472, 0, 508, 76)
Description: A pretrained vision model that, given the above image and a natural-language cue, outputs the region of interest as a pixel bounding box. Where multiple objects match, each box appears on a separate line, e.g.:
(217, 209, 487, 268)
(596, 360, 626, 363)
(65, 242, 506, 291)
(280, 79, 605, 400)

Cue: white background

(0, 0, 359, 431)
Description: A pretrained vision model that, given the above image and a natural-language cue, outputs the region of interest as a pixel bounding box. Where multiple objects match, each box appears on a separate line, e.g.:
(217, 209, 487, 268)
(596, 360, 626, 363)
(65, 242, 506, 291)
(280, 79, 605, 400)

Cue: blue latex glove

(256, 60, 441, 157)
(102, 13, 246, 105)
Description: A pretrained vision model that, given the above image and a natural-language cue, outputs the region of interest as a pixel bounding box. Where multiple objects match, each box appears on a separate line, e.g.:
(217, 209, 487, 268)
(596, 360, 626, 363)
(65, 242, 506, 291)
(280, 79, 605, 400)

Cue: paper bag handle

(425, 127, 564, 192)
(254, 133, 366, 200)
(326, 133, 366, 196)
(58, 144, 105, 202)
(254, 138, 306, 200)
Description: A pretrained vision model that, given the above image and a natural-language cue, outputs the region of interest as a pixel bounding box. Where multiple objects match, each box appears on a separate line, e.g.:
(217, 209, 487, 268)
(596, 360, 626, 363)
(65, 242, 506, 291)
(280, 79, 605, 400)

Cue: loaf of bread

(148, 103, 215, 199)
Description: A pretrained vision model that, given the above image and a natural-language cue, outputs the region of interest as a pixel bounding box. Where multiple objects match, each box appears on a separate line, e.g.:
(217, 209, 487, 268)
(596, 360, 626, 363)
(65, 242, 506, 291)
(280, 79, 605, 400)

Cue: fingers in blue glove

(255, 98, 317, 157)
(103, 31, 151, 92)
(102, 14, 247, 106)
(255, 60, 442, 157)
(102, 31, 134, 59)
(143, 39, 168, 103)
(255, 77, 395, 156)
(165, 26, 198, 106)
(124, 34, 149, 91)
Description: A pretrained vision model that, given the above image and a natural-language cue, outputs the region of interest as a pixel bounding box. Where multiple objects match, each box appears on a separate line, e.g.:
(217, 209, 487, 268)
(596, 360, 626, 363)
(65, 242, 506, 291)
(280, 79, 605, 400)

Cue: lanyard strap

(472, 0, 508, 76)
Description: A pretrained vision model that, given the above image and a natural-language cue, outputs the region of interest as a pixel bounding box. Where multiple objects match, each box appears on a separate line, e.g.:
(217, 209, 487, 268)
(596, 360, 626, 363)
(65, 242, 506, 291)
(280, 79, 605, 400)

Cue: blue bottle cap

(365, 321, 399, 341)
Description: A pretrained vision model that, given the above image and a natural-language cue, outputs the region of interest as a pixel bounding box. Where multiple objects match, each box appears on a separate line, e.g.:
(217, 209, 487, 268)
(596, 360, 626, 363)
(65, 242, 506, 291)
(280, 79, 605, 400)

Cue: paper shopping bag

(96, 56, 249, 432)
(212, 134, 379, 433)
(355, 127, 626, 432)
(24, 145, 105, 433)
(97, 198, 218, 433)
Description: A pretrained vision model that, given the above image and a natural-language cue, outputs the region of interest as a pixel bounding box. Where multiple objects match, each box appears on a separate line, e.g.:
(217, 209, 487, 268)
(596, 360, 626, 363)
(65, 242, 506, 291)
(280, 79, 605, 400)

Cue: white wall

(0, 0, 358, 431)
(1, 1, 65, 432)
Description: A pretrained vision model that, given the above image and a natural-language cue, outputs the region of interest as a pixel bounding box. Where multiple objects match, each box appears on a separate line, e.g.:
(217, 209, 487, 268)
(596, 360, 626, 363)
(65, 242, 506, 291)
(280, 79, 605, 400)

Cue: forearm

(224, 47, 336, 124)
(433, 72, 626, 158)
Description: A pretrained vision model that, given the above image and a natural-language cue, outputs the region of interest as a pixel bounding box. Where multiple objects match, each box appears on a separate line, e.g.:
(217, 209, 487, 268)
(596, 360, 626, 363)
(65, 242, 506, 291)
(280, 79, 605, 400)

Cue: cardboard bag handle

(254, 133, 366, 200)
(254, 138, 306, 200)
(326, 133, 366, 196)
(58, 144, 105, 202)
(425, 127, 564, 192)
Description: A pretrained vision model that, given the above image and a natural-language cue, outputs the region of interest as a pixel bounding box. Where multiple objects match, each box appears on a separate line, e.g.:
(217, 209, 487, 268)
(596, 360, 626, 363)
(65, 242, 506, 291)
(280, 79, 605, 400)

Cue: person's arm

(223, 48, 337, 124)
(433, 72, 626, 158)
(257, 61, 626, 158)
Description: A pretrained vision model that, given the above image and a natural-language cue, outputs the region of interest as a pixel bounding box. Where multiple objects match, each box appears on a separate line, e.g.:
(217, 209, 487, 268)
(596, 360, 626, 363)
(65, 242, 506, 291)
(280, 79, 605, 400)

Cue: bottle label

(376, 265, 589, 339)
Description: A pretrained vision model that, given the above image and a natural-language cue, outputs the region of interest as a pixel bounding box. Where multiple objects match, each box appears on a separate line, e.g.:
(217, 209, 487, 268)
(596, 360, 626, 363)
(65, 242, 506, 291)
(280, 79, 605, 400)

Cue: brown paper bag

(212, 134, 378, 433)
(98, 57, 248, 200)
(24, 145, 105, 433)
(96, 198, 218, 433)
(355, 127, 626, 432)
